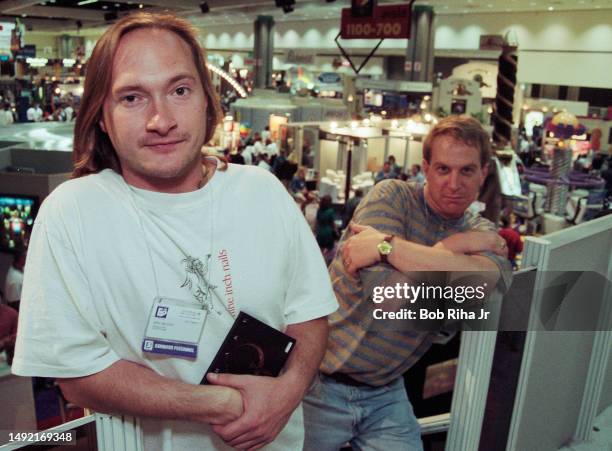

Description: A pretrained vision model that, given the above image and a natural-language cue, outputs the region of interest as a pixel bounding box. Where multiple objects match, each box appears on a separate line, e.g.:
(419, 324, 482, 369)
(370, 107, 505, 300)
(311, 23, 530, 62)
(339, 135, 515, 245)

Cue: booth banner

(341, 4, 411, 39)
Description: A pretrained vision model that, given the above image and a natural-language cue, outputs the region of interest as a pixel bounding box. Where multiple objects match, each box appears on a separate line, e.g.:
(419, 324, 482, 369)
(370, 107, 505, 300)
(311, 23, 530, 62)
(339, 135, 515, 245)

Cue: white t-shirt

(13, 163, 337, 450)
(243, 145, 254, 165)
(258, 160, 271, 172)
(266, 142, 278, 156)
(3, 265, 23, 303)
(0, 109, 14, 126)
(253, 141, 264, 156)
(26, 107, 36, 121)
(64, 106, 74, 121)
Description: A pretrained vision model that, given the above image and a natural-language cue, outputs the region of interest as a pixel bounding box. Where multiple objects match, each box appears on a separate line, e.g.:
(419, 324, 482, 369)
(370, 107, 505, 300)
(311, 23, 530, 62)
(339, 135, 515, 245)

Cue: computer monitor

(0, 194, 39, 252)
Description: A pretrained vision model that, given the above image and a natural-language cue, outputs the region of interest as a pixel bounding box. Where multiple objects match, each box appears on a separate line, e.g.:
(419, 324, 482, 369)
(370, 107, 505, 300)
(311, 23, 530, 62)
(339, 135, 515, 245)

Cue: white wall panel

(518, 51, 612, 89)
(435, 10, 612, 52)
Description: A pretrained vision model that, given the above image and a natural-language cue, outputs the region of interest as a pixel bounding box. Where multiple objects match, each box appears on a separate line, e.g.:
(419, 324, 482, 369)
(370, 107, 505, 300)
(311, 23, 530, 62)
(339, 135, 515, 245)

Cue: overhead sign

(341, 3, 411, 39)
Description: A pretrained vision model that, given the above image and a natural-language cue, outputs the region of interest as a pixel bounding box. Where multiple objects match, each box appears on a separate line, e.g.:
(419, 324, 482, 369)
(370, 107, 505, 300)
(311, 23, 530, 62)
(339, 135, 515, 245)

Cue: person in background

(315, 195, 338, 264)
(261, 125, 270, 142)
(26, 103, 37, 122)
(258, 152, 272, 171)
(0, 301, 18, 365)
(303, 115, 512, 451)
(409, 164, 425, 184)
(601, 156, 612, 197)
(64, 103, 75, 121)
(290, 166, 315, 214)
(253, 136, 264, 158)
(301, 143, 314, 168)
(229, 146, 245, 165)
(272, 149, 287, 176)
(33, 103, 44, 122)
(388, 155, 402, 176)
(3, 249, 25, 312)
(498, 216, 523, 270)
(242, 139, 254, 165)
(53, 106, 66, 122)
(375, 161, 397, 184)
(0, 103, 14, 126)
(342, 188, 364, 229)
(266, 138, 278, 157)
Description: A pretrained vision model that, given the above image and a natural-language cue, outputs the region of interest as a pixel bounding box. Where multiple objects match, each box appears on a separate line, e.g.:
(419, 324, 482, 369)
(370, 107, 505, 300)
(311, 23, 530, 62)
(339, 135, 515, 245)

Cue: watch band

(380, 234, 394, 264)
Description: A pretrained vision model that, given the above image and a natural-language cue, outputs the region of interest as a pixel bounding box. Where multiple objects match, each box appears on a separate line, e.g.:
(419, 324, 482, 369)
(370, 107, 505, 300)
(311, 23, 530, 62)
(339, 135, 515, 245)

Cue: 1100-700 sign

(343, 22, 403, 39)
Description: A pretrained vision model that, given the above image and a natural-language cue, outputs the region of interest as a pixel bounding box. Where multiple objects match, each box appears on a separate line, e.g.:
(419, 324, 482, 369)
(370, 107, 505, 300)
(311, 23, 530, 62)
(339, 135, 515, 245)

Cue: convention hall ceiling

(0, 0, 610, 32)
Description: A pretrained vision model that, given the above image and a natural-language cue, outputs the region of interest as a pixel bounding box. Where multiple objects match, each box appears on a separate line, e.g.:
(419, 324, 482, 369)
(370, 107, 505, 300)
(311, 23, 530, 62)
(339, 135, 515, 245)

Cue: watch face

(377, 241, 392, 255)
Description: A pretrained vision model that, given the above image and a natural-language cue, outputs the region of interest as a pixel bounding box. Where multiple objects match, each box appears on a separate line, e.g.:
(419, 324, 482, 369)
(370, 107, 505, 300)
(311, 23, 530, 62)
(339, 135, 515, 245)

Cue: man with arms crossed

(13, 13, 337, 451)
(304, 116, 511, 450)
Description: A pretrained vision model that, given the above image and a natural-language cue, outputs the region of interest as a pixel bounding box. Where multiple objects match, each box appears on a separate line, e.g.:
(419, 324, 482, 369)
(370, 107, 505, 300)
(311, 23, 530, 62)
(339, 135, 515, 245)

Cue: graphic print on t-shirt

(180, 254, 216, 312)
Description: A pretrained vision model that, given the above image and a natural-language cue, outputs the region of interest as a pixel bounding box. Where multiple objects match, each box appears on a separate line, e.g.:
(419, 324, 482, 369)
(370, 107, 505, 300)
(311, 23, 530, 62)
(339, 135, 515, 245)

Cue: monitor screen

(0, 194, 38, 252)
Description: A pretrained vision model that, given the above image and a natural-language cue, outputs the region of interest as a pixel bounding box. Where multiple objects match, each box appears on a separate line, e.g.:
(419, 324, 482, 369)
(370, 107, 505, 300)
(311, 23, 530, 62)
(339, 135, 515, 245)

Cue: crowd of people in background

(375, 154, 425, 185)
(227, 129, 448, 263)
(227, 128, 370, 263)
(0, 249, 24, 366)
(0, 91, 78, 127)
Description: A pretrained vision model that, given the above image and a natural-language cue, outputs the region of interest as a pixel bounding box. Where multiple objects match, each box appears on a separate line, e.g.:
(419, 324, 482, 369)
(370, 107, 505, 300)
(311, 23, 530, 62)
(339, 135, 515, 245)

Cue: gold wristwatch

(377, 234, 394, 264)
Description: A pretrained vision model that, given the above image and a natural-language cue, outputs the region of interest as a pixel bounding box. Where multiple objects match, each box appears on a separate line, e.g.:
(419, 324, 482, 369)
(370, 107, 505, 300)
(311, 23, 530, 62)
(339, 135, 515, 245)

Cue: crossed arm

(341, 223, 507, 288)
(58, 317, 327, 451)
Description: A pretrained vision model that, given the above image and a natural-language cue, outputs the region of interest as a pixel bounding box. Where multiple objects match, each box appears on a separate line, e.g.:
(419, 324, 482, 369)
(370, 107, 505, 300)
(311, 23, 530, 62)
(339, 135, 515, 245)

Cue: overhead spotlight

(199, 2, 209, 13)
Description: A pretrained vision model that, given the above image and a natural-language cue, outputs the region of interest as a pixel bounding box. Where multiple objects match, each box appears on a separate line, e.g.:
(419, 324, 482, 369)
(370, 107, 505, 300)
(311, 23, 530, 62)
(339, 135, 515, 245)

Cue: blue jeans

(303, 373, 423, 451)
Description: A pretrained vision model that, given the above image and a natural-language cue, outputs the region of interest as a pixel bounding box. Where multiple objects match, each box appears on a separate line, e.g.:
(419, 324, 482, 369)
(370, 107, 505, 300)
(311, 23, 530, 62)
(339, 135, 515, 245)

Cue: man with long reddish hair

(13, 12, 337, 450)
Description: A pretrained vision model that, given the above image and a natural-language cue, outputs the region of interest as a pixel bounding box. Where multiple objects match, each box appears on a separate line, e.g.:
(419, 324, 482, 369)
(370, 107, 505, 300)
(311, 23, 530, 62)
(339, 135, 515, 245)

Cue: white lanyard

(125, 167, 235, 320)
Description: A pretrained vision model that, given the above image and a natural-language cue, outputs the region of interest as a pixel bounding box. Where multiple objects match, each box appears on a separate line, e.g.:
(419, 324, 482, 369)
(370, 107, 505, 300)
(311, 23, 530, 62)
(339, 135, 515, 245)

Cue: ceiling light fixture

(77, 0, 98, 5)
(548, 6, 554, 11)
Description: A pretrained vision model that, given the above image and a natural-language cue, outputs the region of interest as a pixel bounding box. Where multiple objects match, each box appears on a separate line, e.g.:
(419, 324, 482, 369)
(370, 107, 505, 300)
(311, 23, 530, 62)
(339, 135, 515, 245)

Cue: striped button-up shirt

(320, 180, 511, 386)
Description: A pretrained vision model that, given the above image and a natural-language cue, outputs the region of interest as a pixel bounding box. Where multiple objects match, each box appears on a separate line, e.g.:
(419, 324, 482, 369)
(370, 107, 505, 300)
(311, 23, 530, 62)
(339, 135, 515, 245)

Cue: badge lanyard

(124, 166, 236, 357)
(128, 168, 235, 319)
